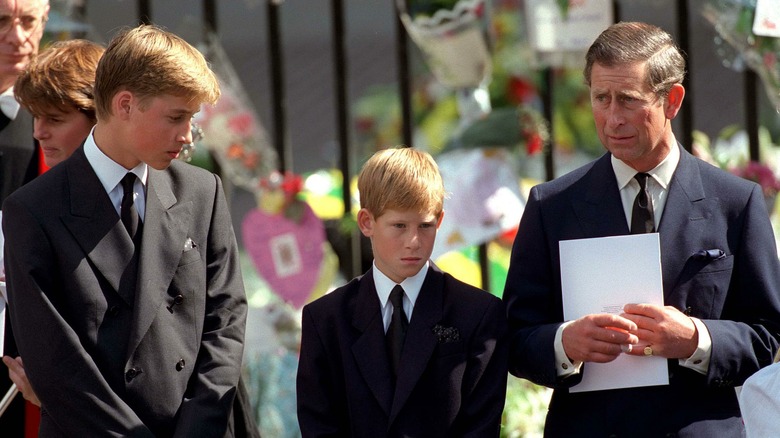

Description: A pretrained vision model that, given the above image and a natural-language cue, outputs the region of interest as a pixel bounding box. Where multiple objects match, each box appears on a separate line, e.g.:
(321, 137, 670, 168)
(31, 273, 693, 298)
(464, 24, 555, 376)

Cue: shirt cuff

(555, 321, 583, 377)
(678, 317, 711, 375)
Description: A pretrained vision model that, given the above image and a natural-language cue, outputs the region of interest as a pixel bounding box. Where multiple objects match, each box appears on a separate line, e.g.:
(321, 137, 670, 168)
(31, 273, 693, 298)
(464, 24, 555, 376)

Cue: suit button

(174, 295, 184, 305)
(125, 367, 143, 382)
(176, 359, 185, 371)
(683, 306, 692, 315)
(108, 306, 120, 317)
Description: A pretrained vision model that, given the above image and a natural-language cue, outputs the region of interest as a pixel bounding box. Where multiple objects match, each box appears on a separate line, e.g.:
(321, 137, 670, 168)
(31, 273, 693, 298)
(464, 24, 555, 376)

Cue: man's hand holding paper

(562, 313, 638, 363)
(621, 303, 699, 359)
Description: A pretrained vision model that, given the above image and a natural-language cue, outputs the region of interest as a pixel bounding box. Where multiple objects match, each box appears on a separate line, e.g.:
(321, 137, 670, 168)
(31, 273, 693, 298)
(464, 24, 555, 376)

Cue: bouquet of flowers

(702, 0, 780, 110)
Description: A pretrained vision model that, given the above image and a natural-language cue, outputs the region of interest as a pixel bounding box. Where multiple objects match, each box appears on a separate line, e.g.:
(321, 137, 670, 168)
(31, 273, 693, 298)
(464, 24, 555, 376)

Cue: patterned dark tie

(386, 285, 408, 379)
(120, 173, 140, 242)
(630, 172, 655, 234)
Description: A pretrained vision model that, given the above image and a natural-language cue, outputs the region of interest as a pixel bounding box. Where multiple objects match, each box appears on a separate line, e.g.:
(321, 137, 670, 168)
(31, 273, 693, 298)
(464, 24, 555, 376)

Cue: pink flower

(731, 161, 780, 197)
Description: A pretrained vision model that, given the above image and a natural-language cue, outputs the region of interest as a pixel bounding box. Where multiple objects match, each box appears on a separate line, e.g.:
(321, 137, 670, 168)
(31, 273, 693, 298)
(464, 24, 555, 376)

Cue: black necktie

(630, 172, 655, 234)
(120, 173, 140, 241)
(386, 285, 408, 379)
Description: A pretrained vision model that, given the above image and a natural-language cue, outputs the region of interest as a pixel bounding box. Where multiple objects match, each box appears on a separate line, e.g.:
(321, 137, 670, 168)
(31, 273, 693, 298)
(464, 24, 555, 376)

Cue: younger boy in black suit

(296, 147, 509, 437)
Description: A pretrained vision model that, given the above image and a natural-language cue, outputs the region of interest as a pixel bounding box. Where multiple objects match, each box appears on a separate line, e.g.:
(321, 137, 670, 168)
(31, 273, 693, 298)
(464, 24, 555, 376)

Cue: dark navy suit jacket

(503, 146, 780, 437)
(297, 264, 509, 437)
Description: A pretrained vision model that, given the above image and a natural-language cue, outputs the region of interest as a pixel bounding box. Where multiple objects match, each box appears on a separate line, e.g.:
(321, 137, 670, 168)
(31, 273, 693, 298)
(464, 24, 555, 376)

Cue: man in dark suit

(2, 25, 247, 436)
(503, 22, 780, 437)
(296, 147, 508, 437)
(0, 0, 48, 434)
(0, 0, 46, 205)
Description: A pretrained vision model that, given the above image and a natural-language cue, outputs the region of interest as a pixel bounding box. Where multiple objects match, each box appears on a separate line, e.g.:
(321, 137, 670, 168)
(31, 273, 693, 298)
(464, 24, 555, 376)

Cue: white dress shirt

(0, 87, 20, 120)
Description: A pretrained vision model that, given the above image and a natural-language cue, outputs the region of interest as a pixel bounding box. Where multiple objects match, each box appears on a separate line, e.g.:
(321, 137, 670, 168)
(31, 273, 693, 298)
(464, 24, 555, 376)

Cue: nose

(406, 229, 421, 249)
(606, 103, 625, 127)
(33, 118, 49, 140)
(178, 121, 193, 144)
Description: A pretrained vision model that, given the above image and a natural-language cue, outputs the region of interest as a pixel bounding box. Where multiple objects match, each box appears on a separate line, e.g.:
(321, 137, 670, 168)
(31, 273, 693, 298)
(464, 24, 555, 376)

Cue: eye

(20, 16, 37, 30)
(0, 16, 12, 30)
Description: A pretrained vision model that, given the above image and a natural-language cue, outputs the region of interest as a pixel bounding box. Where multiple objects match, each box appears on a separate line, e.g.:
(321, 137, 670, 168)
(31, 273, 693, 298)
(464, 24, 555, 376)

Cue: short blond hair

(357, 147, 445, 218)
(94, 24, 220, 120)
(15, 39, 104, 122)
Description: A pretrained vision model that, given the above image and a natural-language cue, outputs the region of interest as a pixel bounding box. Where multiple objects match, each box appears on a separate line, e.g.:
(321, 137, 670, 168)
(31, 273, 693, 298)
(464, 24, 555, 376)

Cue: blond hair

(94, 24, 220, 120)
(358, 147, 444, 218)
(15, 39, 104, 122)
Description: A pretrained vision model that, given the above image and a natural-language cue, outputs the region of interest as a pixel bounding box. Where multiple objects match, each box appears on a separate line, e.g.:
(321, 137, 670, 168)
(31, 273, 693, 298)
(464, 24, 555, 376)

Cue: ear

(357, 208, 374, 238)
(112, 90, 134, 120)
(435, 210, 444, 229)
(663, 83, 685, 120)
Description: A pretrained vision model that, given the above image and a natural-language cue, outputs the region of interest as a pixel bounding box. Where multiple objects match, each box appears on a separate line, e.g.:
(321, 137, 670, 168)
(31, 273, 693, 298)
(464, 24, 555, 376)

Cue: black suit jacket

(2, 146, 247, 437)
(503, 146, 780, 437)
(0, 108, 36, 206)
(296, 264, 509, 437)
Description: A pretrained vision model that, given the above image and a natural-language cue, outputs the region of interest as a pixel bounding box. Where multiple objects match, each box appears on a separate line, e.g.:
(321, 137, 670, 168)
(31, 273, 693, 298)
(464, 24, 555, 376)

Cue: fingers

(562, 314, 640, 363)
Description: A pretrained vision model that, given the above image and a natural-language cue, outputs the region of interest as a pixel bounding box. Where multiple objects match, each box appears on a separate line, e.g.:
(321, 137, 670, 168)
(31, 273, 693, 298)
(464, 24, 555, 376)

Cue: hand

(621, 303, 698, 359)
(562, 313, 639, 363)
(2, 356, 40, 407)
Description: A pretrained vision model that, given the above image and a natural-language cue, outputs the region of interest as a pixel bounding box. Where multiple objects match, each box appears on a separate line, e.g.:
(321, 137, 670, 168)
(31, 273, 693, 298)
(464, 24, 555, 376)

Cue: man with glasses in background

(0, 0, 48, 436)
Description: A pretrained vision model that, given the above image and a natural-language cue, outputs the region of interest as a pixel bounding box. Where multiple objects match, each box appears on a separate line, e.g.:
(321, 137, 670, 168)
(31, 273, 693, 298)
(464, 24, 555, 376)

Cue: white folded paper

(560, 233, 669, 392)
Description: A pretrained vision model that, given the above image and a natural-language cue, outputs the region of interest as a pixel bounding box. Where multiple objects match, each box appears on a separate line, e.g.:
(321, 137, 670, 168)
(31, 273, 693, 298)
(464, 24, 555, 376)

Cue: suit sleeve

(701, 184, 780, 386)
(459, 297, 510, 437)
(173, 174, 247, 437)
(502, 186, 577, 388)
(3, 196, 155, 437)
(296, 304, 344, 437)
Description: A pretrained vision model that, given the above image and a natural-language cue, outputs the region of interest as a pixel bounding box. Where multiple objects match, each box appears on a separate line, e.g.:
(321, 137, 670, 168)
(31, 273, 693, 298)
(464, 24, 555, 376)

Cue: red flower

(508, 76, 535, 104)
(525, 133, 543, 155)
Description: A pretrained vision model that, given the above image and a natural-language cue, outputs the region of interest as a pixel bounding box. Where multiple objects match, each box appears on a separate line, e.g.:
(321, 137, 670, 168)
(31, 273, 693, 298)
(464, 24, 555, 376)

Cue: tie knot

(389, 286, 405, 308)
(121, 173, 137, 196)
(634, 172, 650, 189)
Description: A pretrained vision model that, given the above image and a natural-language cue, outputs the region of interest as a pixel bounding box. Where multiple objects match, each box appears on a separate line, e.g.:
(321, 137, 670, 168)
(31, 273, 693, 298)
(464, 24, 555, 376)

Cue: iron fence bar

(676, 0, 693, 152)
(137, 0, 151, 24)
(268, 0, 290, 171)
(331, 0, 361, 279)
(204, 0, 217, 33)
(745, 69, 760, 161)
(542, 67, 554, 182)
(395, 13, 413, 148)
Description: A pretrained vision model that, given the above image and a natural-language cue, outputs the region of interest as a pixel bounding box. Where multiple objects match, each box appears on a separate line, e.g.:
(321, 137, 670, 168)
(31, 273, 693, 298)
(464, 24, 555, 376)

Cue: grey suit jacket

(503, 145, 780, 437)
(2, 146, 247, 437)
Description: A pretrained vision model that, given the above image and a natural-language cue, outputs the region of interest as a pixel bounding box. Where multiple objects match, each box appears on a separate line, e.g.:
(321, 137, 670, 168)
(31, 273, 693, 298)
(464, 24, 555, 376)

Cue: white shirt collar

(611, 142, 680, 190)
(0, 87, 20, 120)
(373, 260, 428, 311)
(83, 126, 148, 195)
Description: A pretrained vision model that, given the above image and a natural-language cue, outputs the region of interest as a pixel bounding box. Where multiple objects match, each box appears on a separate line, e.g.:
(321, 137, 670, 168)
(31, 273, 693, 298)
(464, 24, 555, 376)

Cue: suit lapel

(126, 168, 193, 357)
(657, 146, 707, 298)
(388, 266, 443, 424)
(60, 148, 136, 306)
(571, 153, 629, 237)
(351, 270, 395, 417)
